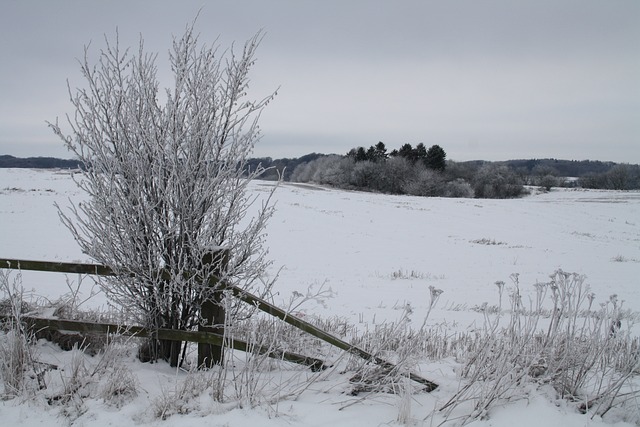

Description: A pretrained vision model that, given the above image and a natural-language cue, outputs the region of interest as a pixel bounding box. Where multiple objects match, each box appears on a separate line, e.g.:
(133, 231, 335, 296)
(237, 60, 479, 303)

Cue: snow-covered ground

(1, 168, 639, 426)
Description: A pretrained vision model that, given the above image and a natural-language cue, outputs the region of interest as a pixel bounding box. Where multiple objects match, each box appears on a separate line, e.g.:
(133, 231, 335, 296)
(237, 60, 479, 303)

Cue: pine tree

(425, 144, 447, 171)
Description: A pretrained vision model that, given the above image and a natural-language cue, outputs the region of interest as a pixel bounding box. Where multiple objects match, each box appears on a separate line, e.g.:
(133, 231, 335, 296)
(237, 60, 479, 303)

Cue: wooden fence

(0, 314, 324, 370)
(0, 257, 438, 391)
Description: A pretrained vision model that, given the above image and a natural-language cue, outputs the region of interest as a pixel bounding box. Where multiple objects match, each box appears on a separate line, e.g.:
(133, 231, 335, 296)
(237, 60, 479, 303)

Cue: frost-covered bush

(472, 164, 527, 198)
(292, 149, 537, 200)
(49, 22, 278, 366)
(310, 155, 354, 187)
(403, 168, 446, 197)
(381, 156, 417, 194)
(444, 178, 474, 198)
(536, 174, 560, 191)
(349, 160, 381, 189)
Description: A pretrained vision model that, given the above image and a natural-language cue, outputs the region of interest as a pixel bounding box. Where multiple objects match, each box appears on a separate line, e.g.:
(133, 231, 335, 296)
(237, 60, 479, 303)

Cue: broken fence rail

(0, 314, 324, 370)
(0, 258, 438, 391)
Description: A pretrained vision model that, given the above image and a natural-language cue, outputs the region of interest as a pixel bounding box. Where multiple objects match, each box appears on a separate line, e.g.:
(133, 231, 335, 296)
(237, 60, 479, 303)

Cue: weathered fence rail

(0, 257, 438, 391)
(0, 314, 324, 370)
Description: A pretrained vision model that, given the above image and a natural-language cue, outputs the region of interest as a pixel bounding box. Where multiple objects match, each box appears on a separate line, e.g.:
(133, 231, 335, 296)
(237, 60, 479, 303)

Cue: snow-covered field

(1, 168, 639, 426)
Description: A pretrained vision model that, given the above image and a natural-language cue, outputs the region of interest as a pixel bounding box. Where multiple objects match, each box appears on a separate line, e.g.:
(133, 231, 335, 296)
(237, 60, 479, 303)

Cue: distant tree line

(506, 158, 620, 177)
(285, 152, 639, 196)
(507, 159, 640, 190)
(244, 153, 325, 181)
(577, 164, 640, 190)
(0, 155, 83, 169)
(4, 152, 639, 194)
(289, 142, 531, 198)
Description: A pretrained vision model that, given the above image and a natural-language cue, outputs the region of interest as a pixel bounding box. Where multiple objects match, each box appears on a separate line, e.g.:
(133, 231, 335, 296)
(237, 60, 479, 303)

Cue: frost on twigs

(48, 19, 279, 367)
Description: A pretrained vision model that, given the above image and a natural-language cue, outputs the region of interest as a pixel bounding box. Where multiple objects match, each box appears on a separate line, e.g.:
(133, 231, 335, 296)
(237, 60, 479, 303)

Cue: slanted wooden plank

(218, 280, 438, 391)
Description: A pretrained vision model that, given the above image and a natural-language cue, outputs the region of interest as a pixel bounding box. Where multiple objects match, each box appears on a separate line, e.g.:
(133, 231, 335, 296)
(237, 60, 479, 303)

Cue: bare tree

(48, 22, 278, 367)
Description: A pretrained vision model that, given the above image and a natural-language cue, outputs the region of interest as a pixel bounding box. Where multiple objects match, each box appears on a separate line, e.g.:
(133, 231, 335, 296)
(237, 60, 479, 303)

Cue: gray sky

(1, 1, 639, 163)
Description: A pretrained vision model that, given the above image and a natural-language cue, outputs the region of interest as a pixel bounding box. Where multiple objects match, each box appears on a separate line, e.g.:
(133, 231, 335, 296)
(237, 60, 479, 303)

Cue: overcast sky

(1, 1, 639, 163)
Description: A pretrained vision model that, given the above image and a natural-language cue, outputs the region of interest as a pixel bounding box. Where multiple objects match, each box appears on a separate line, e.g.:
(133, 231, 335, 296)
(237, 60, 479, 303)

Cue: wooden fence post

(198, 249, 229, 368)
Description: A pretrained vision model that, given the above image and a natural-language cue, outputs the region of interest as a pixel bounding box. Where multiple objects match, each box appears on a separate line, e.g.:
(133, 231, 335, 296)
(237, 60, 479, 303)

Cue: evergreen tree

(397, 143, 414, 161)
(374, 141, 388, 161)
(355, 146, 368, 162)
(366, 146, 377, 161)
(414, 143, 428, 163)
(425, 144, 447, 171)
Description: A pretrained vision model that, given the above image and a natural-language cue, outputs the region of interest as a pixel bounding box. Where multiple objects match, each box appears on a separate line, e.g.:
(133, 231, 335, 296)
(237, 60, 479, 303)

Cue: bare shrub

(350, 160, 380, 189)
(537, 174, 560, 191)
(444, 178, 474, 198)
(48, 20, 278, 366)
(472, 164, 527, 198)
(403, 168, 446, 197)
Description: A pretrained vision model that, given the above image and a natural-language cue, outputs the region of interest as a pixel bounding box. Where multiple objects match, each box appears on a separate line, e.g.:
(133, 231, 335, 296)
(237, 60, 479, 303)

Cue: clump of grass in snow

(100, 360, 138, 407)
(611, 255, 639, 263)
(151, 366, 211, 420)
(390, 269, 426, 280)
(0, 270, 45, 398)
(388, 269, 445, 281)
(1, 270, 140, 420)
(471, 238, 506, 245)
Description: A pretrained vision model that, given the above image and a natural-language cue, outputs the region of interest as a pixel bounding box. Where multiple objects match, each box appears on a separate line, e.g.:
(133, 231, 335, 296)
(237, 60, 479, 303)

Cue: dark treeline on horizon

(1, 153, 631, 177)
(246, 147, 640, 195)
(2, 152, 639, 194)
(246, 153, 630, 181)
(0, 155, 83, 169)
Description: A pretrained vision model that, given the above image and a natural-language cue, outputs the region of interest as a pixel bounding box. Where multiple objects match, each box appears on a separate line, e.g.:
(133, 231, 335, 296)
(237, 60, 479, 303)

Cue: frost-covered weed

(1, 270, 142, 420)
(149, 282, 335, 415)
(100, 363, 138, 407)
(0, 271, 44, 398)
(439, 270, 640, 425)
(2, 266, 637, 424)
(151, 367, 212, 420)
